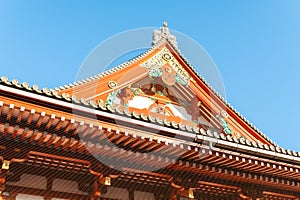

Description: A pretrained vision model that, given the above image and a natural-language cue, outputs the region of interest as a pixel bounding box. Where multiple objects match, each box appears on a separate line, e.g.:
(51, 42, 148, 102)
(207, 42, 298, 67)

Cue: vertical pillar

(89, 176, 112, 200)
(128, 188, 134, 200)
(43, 177, 53, 200)
(89, 177, 101, 200)
(169, 188, 178, 200)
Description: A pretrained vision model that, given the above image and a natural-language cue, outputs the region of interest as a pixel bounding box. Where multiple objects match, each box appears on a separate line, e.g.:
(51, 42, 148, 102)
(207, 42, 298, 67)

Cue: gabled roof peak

(152, 22, 179, 50)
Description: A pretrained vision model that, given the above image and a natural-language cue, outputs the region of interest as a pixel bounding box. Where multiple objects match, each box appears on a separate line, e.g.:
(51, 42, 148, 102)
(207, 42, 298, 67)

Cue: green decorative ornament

(150, 97, 156, 101)
(149, 69, 162, 78)
(216, 115, 232, 135)
(223, 127, 232, 135)
(105, 90, 120, 106)
(133, 88, 140, 96)
(175, 74, 187, 85)
(157, 91, 164, 96)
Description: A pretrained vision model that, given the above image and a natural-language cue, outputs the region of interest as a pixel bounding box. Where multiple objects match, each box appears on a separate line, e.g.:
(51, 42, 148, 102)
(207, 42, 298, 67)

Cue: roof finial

(163, 21, 168, 28)
(152, 22, 179, 50)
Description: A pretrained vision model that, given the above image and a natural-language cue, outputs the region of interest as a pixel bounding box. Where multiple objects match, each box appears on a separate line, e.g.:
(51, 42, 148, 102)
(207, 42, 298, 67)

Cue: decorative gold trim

(221, 110, 229, 118)
(108, 81, 117, 89)
(141, 47, 191, 85)
(1, 160, 10, 170)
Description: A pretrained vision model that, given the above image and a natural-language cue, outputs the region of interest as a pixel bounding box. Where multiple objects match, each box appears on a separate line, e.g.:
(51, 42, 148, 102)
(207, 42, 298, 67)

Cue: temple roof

(1, 23, 300, 200)
(2, 23, 299, 161)
(54, 23, 276, 147)
(1, 68, 300, 188)
(1, 80, 300, 170)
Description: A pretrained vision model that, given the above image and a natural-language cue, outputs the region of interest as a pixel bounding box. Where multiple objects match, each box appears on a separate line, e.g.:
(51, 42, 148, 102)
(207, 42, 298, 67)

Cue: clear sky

(0, 1, 300, 151)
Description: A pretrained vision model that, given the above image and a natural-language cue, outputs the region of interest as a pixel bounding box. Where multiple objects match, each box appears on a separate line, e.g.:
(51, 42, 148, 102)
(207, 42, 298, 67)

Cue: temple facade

(0, 24, 300, 200)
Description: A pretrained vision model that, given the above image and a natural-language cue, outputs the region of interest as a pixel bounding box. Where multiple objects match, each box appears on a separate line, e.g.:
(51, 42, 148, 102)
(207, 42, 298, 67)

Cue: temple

(0, 23, 300, 200)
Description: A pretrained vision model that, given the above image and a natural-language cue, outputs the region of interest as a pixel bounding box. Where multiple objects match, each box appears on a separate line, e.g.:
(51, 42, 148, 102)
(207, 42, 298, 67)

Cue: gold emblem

(162, 53, 172, 62)
(108, 81, 117, 89)
(221, 110, 229, 118)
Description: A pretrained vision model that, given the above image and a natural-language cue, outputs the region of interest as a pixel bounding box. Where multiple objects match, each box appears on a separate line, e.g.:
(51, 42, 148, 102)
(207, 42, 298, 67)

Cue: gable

(57, 26, 273, 146)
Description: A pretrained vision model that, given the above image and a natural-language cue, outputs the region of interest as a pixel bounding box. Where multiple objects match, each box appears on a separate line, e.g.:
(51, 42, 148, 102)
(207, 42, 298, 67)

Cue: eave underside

(0, 100, 300, 199)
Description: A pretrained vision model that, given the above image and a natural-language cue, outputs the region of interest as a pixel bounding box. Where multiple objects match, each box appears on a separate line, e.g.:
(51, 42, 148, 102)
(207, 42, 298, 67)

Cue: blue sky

(0, 1, 300, 151)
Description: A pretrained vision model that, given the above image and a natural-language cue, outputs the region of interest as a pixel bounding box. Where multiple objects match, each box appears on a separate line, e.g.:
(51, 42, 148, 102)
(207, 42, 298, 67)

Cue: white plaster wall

(7, 174, 46, 190)
(16, 194, 43, 200)
(167, 104, 191, 120)
(52, 179, 86, 194)
(128, 96, 154, 109)
(101, 187, 129, 200)
(134, 191, 155, 200)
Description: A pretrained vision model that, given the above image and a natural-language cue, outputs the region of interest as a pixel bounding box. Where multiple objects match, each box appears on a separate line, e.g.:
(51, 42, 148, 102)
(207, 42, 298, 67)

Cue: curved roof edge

(52, 23, 278, 148)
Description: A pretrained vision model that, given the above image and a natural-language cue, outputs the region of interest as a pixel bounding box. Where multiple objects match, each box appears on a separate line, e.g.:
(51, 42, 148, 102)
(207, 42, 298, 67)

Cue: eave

(0, 80, 300, 183)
